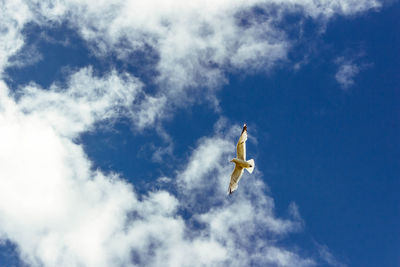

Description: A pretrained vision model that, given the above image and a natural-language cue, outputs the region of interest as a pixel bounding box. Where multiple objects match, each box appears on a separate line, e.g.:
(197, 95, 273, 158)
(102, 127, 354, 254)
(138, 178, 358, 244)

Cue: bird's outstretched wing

(236, 124, 247, 160)
(228, 165, 244, 195)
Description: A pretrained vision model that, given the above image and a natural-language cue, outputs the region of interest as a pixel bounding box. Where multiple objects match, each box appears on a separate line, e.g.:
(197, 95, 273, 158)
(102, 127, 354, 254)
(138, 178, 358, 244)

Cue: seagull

(228, 123, 255, 195)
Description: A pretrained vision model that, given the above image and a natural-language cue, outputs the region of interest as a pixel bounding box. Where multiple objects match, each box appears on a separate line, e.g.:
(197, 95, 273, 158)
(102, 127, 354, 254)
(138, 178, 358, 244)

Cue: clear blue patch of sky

(0, 241, 24, 267)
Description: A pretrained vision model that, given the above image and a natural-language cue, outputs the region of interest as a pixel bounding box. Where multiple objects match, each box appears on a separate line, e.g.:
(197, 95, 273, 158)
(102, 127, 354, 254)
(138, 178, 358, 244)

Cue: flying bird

(228, 123, 255, 195)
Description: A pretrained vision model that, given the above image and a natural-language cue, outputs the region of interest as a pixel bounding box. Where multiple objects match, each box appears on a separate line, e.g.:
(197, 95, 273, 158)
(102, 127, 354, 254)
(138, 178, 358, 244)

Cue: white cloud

(0, 0, 33, 72)
(133, 95, 167, 129)
(0, 72, 141, 266)
(335, 57, 360, 89)
(15, 67, 142, 138)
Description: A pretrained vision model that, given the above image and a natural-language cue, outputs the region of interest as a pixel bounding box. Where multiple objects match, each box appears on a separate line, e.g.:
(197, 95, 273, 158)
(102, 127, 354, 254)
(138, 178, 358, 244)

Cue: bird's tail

(245, 159, 255, 174)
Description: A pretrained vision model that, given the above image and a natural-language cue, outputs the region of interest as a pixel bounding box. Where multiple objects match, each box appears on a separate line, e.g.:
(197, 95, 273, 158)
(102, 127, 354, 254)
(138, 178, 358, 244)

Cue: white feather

(246, 159, 255, 174)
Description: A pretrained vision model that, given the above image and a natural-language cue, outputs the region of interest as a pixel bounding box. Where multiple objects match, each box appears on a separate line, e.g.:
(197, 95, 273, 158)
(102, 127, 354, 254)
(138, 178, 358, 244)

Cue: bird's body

(231, 158, 253, 168)
(228, 123, 255, 195)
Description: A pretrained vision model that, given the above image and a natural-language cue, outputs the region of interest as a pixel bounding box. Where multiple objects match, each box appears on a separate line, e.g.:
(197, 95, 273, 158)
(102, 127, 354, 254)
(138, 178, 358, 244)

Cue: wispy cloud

(334, 55, 372, 89)
(7, 44, 43, 68)
(15, 67, 142, 137)
(317, 243, 347, 267)
(0, 0, 33, 72)
(335, 57, 361, 89)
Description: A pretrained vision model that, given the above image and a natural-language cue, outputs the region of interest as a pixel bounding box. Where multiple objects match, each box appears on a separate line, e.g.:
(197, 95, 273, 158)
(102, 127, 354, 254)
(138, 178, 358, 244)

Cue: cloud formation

(1, 0, 381, 125)
(1, 74, 312, 266)
(335, 57, 361, 89)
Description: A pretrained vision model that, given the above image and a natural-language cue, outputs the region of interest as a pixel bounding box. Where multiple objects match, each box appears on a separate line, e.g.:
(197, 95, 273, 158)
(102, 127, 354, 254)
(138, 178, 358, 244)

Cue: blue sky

(0, 1, 398, 266)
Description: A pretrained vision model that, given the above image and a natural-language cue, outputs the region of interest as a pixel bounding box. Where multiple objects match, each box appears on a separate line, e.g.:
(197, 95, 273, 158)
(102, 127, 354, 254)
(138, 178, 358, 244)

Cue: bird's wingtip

(227, 188, 233, 195)
(242, 123, 247, 133)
